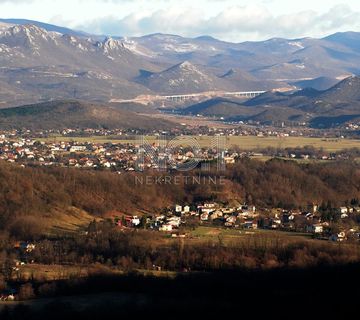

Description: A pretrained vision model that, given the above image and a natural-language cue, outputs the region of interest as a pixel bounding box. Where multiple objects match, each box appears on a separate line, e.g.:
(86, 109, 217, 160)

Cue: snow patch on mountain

(289, 41, 305, 49)
(122, 38, 156, 58)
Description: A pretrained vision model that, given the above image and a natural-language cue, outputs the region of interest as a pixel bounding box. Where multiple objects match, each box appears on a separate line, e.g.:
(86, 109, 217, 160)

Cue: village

(1, 200, 360, 302)
(0, 131, 358, 171)
(0, 136, 230, 170)
(0, 119, 355, 144)
(113, 201, 360, 243)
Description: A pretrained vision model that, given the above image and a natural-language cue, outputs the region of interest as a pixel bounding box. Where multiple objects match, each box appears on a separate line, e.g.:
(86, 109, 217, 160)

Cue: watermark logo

(134, 175, 226, 186)
(134, 135, 227, 185)
(135, 135, 227, 172)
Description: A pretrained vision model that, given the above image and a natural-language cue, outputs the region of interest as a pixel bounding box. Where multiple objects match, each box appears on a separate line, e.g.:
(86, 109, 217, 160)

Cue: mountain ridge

(0, 18, 360, 127)
(0, 100, 175, 130)
(182, 76, 360, 127)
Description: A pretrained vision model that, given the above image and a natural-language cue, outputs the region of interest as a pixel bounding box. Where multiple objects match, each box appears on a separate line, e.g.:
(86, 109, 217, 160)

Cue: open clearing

(188, 225, 313, 246)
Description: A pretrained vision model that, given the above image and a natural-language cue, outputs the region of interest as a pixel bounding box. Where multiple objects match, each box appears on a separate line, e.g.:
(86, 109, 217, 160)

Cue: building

(243, 221, 258, 229)
(183, 205, 190, 213)
(329, 232, 346, 242)
(306, 224, 324, 234)
(159, 224, 173, 232)
(338, 207, 348, 214)
(69, 145, 87, 152)
(200, 212, 209, 221)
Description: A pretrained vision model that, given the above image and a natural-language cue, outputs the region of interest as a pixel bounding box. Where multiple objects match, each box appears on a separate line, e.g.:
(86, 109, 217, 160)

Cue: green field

(42, 135, 360, 152)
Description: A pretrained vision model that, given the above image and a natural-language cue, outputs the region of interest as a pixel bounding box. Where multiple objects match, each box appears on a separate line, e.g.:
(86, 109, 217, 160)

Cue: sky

(0, 0, 360, 41)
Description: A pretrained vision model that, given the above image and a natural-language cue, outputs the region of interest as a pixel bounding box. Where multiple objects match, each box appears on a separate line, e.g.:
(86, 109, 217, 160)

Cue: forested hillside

(0, 159, 359, 238)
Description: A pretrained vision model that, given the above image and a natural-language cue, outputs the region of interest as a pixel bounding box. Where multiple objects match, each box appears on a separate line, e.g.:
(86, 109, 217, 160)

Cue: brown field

(41, 207, 101, 236)
(187, 225, 313, 246)
(42, 135, 360, 152)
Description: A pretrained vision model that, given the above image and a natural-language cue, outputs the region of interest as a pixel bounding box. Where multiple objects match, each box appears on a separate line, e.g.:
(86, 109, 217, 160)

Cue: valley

(0, 13, 360, 319)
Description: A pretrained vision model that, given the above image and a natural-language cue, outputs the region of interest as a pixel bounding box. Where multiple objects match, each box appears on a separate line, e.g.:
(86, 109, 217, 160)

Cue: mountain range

(0, 19, 360, 128)
(183, 76, 360, 128)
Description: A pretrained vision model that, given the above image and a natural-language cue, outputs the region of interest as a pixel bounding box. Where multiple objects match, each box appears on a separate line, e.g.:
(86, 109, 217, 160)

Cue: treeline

(2, 221, 360, 277)
(0, 159, 359, 236)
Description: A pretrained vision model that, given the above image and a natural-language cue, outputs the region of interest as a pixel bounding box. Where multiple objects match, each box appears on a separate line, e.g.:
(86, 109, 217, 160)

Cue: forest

(0, 158, 359, 238)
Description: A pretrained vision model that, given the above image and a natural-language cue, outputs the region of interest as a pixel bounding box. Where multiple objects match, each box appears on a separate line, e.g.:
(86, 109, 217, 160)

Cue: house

(226, 216, 237, 224)
(200, 212, 209, 221)
(69, 145, 87, 152)
(23, 243, 36, 253)
(159, 224, 173, 232)
(175, 205, 182, 213)
(131, 216, 141, 226)
(14, 242, 36, 253)
(210, 210, 223, 220)
(238, 210, 250, 218)
(270, 218, 281, 229)
(124, 215, 141, 227)
(0, 289, 16, 301)
(183, 205, 190, 214)
(353, 207, 360, 214)
(338, 207, 348, 214)
(167, 220, 181, 228)
(304, 212, 314, 220)
(225, 216, 237, 227)
(197, 203, 217, 214)
(329, 232, 346, 242)
(306, 224, 324, 234)
(282, 213, 295, 224)
(102, 161, 111, 168)
(155, 215, 166, 222)
(203, 203, 216, 209)
(201, 207, 215, 215)
(243, 221, 258, 229)
(223, 207, 235, 214)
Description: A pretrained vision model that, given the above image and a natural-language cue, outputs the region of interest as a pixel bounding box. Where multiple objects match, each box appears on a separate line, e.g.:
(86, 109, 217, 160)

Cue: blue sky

(0, 0, 360, 41)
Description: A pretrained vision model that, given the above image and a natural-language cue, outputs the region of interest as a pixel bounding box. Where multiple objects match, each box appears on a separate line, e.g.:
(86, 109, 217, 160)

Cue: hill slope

(0, 100, 174, 130)
(0, 18, 87, 37)
(0, 23, 159, 106)
(182, 76, 360, 127)
(136, 61, 234, 94)
(183, 97, 258, 117)
(182, 97, 307, 124)
(291, 77, 339, 91)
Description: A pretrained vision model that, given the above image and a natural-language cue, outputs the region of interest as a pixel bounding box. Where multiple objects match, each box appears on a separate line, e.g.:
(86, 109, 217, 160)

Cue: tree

(18, 283, 35, 300)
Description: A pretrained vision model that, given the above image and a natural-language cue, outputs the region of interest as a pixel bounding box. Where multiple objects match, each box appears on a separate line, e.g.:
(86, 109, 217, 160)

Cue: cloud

(79, 4, 360, 41)
(2, 0, 359, 41)
(0, 0, 34, 2)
